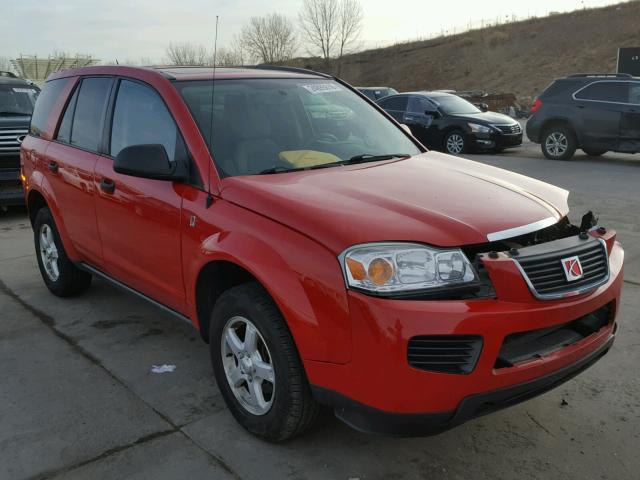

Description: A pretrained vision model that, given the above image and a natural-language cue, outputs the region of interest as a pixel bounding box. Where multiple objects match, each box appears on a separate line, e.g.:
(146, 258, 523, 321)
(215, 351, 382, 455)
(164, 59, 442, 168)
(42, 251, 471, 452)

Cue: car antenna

(205, 15, 219, 209)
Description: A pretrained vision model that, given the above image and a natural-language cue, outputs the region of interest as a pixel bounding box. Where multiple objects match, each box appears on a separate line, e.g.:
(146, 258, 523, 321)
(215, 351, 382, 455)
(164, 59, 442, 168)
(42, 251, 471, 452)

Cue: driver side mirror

(424, 109, 441, 119)
(477, 103, 489, 112)
(114, 144, 185, 182)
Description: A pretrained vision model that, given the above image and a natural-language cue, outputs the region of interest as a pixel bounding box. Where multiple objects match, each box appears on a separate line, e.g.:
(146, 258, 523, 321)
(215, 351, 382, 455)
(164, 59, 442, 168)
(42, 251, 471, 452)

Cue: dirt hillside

(288, 1, 640, 103)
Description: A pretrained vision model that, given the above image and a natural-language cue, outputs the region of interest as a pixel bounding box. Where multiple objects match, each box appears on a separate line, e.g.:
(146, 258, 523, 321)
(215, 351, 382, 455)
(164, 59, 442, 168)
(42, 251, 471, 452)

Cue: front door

(620, 82, 640, 152)
(403, 96, 438, 147)
(94, 79, 189, 313)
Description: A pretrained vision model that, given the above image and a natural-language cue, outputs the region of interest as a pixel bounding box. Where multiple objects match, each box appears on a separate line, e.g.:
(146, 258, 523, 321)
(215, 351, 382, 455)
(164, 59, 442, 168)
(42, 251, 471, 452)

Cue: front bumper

(305, 230, 623, 434)
(0, 169, 24, 206)
(468, 130, 523, 150)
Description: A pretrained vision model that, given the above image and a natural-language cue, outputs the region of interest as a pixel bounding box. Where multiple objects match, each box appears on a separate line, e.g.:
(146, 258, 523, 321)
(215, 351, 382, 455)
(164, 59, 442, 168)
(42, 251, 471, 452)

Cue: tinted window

(378, 96, 407, 111)
(30, 78, 67, 137)
(629, 83, 640, 105)
(0, 84, 39, 116)
(56, 87, 79, 144)
(407, 96, 432, 113)
(176, 79, 420, 177)
(110, 80, 180, 161)
(575, 81, 629, 103)
(70, 78, 112, 151)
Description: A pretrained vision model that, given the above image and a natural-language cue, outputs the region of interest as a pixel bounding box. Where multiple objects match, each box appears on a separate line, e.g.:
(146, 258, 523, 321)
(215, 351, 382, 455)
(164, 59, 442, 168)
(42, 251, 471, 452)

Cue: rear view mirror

(114, 144, 185, 181)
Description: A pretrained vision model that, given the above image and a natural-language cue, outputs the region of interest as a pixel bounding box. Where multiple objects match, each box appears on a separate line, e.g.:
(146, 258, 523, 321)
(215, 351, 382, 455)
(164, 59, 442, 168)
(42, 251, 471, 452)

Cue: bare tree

(299, 0, 363, 69)
(165, 42, 209, 65)
(241, 14, 296, 64)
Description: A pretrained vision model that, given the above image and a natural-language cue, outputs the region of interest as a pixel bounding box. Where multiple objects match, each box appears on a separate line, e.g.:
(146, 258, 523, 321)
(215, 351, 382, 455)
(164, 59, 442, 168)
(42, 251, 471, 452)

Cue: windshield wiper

(257, 154, 411, 175)
(346, 153, 411, 164)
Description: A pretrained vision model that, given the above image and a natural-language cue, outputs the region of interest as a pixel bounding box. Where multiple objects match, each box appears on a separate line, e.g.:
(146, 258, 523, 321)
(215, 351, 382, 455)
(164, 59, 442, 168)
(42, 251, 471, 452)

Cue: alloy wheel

(545, 132, 568, 157)
(446, 133, 465, 154)
(39, 224, 59, 281)
(221, 316, 275, 416)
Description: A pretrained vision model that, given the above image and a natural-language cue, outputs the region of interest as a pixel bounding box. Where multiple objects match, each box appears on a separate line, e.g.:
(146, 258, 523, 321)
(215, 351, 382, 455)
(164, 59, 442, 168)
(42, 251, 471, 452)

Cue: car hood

(450, 111, 516, 125)
(220, 151, 569, 254)
(0, 114, 31, 128)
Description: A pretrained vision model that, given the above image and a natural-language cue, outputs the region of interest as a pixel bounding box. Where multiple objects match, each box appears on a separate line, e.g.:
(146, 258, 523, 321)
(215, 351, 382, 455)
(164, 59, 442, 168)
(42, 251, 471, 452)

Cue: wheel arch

(540, 118, 580, 145)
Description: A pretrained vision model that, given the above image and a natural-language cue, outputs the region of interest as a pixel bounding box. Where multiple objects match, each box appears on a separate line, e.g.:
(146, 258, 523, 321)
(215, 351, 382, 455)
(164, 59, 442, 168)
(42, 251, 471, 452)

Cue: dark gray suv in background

(0, 71, 39, 208)
(527, 73, 640, 160)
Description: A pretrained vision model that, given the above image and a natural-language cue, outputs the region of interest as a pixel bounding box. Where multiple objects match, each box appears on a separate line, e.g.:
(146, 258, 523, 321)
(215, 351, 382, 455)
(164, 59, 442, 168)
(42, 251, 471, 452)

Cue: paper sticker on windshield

(13, 88, 37, 94)
(301, 83, 343, 94)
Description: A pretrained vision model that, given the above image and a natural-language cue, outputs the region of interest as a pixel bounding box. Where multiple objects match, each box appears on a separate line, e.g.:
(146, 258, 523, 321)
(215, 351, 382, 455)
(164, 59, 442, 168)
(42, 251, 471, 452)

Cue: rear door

(44, 76, 113, 266)
(93, 78, 188, 312)
(620, 81, 640, 152)
(573, 81, 628, 150)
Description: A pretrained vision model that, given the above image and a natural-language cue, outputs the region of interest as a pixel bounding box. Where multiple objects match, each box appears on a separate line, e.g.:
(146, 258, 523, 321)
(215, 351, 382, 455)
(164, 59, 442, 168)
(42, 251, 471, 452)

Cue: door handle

(577, 104, 585, 109)
(48, 161, 59, 173)
(100, 178, 116, 194)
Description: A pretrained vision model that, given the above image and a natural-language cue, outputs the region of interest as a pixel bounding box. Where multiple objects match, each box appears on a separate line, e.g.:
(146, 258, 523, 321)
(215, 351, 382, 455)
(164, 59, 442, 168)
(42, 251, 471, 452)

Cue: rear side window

(30, 78, 68, 137)
(629, 83, 640, 105)
(69, 78, 112, 151)
(110, 80, 181, 161)
(575, 81, 629, 103)
(379, 96, 408, 111)
(56, 87, 79, 144)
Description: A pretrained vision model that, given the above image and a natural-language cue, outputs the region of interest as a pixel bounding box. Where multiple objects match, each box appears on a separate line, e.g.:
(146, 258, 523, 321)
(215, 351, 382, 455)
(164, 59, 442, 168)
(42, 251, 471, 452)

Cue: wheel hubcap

(221, 316, 275, 416)
(39, 224, 59, 281)
(545, 132, 568, 157)
(447, 134, 464, 154)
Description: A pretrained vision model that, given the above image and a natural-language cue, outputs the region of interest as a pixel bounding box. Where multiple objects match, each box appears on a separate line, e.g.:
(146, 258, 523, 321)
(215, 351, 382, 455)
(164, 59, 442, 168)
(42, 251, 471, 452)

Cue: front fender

(182, 196, 352, 364)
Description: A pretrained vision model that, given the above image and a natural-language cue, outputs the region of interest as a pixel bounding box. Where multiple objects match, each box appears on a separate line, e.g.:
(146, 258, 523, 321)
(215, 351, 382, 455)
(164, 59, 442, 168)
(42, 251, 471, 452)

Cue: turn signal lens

(531, 99, 543, 113)
(367, 258, 394, 285)
(346, 257, 366, 280)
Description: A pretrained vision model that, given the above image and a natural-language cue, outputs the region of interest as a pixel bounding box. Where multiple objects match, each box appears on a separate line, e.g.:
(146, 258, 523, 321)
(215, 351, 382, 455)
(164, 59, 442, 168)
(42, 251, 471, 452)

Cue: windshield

(176, 78, 421, 177)
(0, 84, 40, 115)
(431, 95, 481, 115)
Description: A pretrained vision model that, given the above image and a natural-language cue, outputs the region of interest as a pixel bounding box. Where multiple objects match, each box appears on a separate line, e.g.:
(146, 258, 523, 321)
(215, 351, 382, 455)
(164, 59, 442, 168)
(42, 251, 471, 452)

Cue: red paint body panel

(21, 66, 624, 422)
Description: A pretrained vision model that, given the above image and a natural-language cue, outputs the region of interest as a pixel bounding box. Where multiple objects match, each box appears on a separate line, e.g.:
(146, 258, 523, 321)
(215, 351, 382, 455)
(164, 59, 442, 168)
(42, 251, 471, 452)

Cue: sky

(0, 0, 628, 63)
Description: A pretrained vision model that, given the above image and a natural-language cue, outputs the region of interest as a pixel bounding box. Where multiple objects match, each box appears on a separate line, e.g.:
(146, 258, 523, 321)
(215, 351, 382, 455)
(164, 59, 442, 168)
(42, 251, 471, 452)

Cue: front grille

(0, 127, 28, 162)
(408, 335, 483, 374)
(514, 237, 608, 299)
(495, 303, 613, 368)
(495, 123, 522, 134)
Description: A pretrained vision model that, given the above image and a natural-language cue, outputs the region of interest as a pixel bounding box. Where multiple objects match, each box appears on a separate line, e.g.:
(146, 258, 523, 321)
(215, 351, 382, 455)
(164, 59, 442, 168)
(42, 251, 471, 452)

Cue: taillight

(531, 99, 543, 113)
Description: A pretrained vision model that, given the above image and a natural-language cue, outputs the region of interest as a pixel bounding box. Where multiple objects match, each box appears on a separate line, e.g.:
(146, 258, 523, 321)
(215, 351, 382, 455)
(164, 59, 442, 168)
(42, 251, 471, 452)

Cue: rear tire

(210, 282, 319, 441)
(583, 148, 607, 157)
(541, 125, 577, 160)
(33, 208, 92, 297)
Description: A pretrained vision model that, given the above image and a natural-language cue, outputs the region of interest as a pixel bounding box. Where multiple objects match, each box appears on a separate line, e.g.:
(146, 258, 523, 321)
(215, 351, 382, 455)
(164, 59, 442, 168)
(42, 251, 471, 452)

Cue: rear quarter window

(30, 79, 68, 137)
(574, 81, 629, 103)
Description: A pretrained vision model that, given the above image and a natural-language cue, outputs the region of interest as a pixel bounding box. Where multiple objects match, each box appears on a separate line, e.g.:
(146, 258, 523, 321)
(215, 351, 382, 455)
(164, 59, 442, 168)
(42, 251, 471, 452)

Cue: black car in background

(377, 92, 522, 154)
(527, 73, 640, 160)
(0, 72, 39, 208)
(357, 86, 398, 101)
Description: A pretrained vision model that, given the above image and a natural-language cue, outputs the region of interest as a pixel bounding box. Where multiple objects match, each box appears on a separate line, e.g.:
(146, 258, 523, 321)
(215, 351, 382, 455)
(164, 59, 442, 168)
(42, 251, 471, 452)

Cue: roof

(402, 91, 455, 98)
(0, 75, 38, 87)
(46, 65, 330, 83)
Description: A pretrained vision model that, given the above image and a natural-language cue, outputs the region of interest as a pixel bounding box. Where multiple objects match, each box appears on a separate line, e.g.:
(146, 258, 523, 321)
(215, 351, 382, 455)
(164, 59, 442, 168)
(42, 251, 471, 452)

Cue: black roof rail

(0, 71, 18, 78)
(251, 65, 332, 78)
(567, 73, 633, 78)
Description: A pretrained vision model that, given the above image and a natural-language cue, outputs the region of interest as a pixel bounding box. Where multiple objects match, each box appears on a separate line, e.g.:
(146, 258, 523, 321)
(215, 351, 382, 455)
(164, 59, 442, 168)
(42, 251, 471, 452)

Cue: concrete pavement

(1, 147, 639, 479)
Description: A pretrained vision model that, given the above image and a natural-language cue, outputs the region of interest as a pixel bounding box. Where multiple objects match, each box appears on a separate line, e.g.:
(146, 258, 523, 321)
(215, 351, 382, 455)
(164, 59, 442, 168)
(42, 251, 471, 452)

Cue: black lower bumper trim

(311, 335, 614, 436)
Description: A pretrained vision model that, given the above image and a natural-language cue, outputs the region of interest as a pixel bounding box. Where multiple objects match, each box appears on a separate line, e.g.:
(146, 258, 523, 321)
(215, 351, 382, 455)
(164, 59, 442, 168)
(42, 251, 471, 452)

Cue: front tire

(444, 130, 466, 154)
(210, 282, 319, 441)
(541, 126, 577, 160)
(33, 207, 92, 297)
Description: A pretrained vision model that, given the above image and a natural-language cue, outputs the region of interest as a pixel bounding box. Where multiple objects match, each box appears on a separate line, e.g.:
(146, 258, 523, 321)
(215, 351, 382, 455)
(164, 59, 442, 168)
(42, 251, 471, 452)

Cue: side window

(379, 96, 408, 112)
(407, 96, 430, 114)
(110, 80, 181, 162)
(70, 78, 112, 151)
(629, 83, 640, 105)
(56, 87, 79, 144)
(575, 81, 629, 103)
(30, 78, 68, 137)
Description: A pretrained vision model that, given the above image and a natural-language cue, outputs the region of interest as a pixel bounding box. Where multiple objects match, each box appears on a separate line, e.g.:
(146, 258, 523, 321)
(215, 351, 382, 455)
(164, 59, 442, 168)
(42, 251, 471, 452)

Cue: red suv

(21, 66, 623, 441)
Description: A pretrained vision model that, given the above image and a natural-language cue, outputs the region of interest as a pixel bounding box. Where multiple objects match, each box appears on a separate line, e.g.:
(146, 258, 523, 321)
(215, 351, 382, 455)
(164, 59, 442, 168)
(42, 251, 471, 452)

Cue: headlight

(339, 243, 477, 293)
(468, 122, 492, 134)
